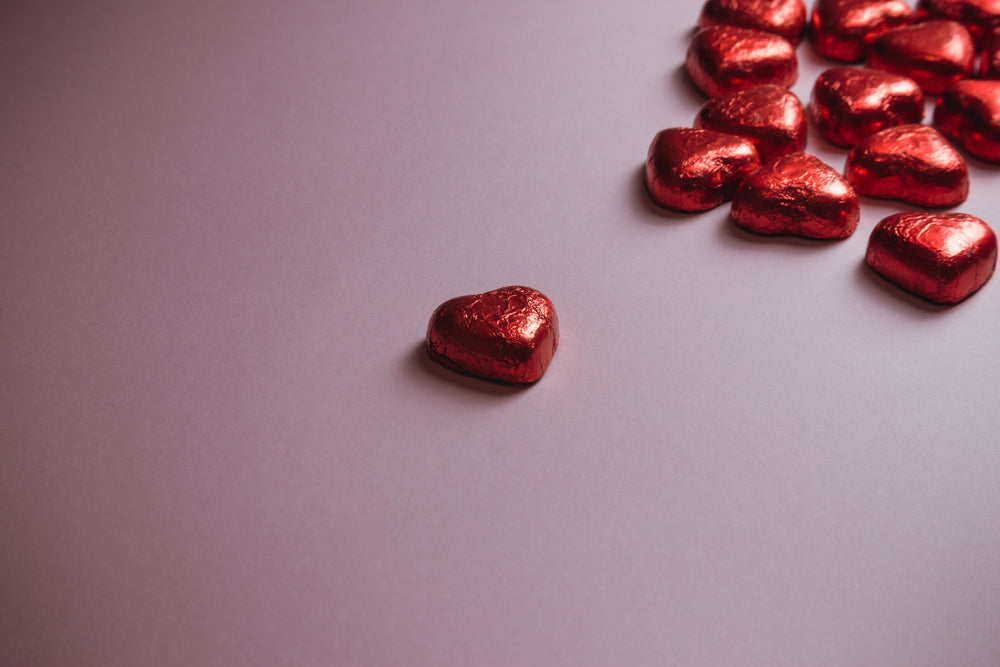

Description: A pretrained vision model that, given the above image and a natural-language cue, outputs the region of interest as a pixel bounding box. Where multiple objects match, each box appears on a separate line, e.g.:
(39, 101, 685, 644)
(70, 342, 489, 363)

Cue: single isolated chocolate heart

(645, 127, 761, 212)
(685, 25, 798, 98)
(426, 286, 559, 384)
(732, 152, 860, 238)
(866, 212, 998, 303)
(867, 20, 975, 94)
(845, 124, 969, 207)
(698, 0, 807, 44)
(694, 84, 807, 162)
(809, 67, 923, 147)
(809, 0, 913, 62)
(917, 0, 1000, 48)
(934, 79, 1000, 163)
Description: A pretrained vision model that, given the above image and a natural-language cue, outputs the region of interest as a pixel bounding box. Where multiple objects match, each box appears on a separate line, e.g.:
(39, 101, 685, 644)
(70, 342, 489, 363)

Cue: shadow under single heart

(667, 63, 706, 109)
(404, 341, 531, 397)
(717, 211, 851, 250)
(853, 259, 954, 315)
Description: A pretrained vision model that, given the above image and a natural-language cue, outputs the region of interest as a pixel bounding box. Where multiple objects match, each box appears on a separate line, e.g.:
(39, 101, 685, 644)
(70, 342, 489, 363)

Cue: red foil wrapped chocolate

(808, 67, 923, 147)
(934, 79, 1000, 163)
(426, 285, 559, 384)
(867, 20, 975, 95)
(645, 127, 761, 211)
(698, 0, 807, 44)
(731, 152, 860, 238)
(809, 0, 913, 62)
(845, 124, 969, 207)
(982, 26, 1000, 77)
(866, 212, 998, 303)
(685, 26, 798, 98)
(694, 85, 807, 162)
(916, 0, 1000, 47)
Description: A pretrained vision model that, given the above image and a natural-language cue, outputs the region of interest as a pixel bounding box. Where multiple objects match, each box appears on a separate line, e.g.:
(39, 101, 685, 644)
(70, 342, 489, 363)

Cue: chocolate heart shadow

(717, 214, 848, 249)
(405, 341, 530, 397)
(630, 165, 712, 223)
(668, 63, 706, 108)
(852, 260, 955, 314)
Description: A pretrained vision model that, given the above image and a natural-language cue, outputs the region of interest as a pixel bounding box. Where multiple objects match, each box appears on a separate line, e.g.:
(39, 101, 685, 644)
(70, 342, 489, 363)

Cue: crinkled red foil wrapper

(694, 84, 807, 161)
(426, 286, 559, 384)
(810, 0, 913, 62)
(808, 67, 923, 147)
(645, 127, 762, 211)
(935, 79, 1000, 163)
(866, 212, 998, 303)
(917, 0, 1000, 47)
(732, 152, 860, 238)
(698, 0, 807, 44)
(845, 124, 969, 207)
(686, 26, 798, 98)
(867, 20, 975, 94)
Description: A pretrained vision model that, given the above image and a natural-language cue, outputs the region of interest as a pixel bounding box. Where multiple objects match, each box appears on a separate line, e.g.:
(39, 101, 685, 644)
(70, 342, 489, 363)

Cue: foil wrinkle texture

(845, 123, 969, 207)
(934, 79, 1000, 163)
(732, 152, 860, 238)
(866, 212, 998, 303)
(694, 84, 808, 162)
(808, 67, 924, 147)
(645, 127, 762, 212)
(867, 19, 976, 94)
(917, 0, 1000, 47)
(426, 285, 559, 384)
(686, 25, 798, 98)
(698, 0, 808, 44)
(810, 0, 913, 62)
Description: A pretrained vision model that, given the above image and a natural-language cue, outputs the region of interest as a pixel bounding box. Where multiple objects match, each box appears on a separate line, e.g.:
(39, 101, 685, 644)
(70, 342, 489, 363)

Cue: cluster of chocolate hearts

(647, 0, 1000, 306)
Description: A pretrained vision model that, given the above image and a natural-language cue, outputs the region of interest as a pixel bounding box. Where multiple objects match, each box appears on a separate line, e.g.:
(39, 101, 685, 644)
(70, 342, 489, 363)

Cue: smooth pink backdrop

(3, 1, 1000, 665)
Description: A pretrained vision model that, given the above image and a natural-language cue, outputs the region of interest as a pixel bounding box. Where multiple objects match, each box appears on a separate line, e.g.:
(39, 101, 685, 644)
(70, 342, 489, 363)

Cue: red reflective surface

(426, 286, 559, 384)
(809, 0, 913, 62)
(934, 79, 1000, 163)
(867, 20, 975, 95)
(866, 212, 998, 303)
(698, 0, 807, 43)
(731, 152, 860, 238)
(808, 67, 923, 147)
(694, 84, 807, 161)
(645, 127, 762, 212)
(685, 26, 797, 98)
(845, 124, 969, 207)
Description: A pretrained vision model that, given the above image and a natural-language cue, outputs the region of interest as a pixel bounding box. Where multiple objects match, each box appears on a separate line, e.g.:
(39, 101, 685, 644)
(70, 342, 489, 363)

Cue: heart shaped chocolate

(645, 127, 761, 212)
(809, 0, 913, 62)
(867, 20, 975, 95)
(426, 286, 559, 384)
(866, 212, 998, 303)
(685, 26, 798, 98)
(698, 0, 807, 44)
(808, 67, 923, 147)
(845, 124, 969, 207)
(917, 0, 1000, 48)
(694, 84, 807, 162)
(731, 152, 860, 238)
(934, 79, 1000, 163)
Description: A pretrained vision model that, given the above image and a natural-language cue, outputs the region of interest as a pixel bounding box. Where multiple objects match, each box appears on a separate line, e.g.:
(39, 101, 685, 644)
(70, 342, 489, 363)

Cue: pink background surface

(3, 1, 1000, 665)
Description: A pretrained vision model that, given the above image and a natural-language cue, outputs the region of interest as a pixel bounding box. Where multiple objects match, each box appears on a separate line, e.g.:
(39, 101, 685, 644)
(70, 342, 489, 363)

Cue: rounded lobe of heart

(731, 152, 860, 239)
(645, 127, 762, 212)
(934, 79, 1000, 163)
(426, 286, 559, 384)
(808, 67, 924, 147)
(809, 0, 913, 62)
(694, 84, 807, 162)
(916, 0, 1000, 47)
(685, 26, 798, 98)
(867, 20, 975, 95)
(845, 124, 969, 207)
(866, 212, 998, 303)
(698, 0, 807, 44)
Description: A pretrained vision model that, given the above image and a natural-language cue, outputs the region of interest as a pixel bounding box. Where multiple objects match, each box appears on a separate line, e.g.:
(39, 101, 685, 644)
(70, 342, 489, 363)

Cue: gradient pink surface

(3, 1, 1000, 665)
